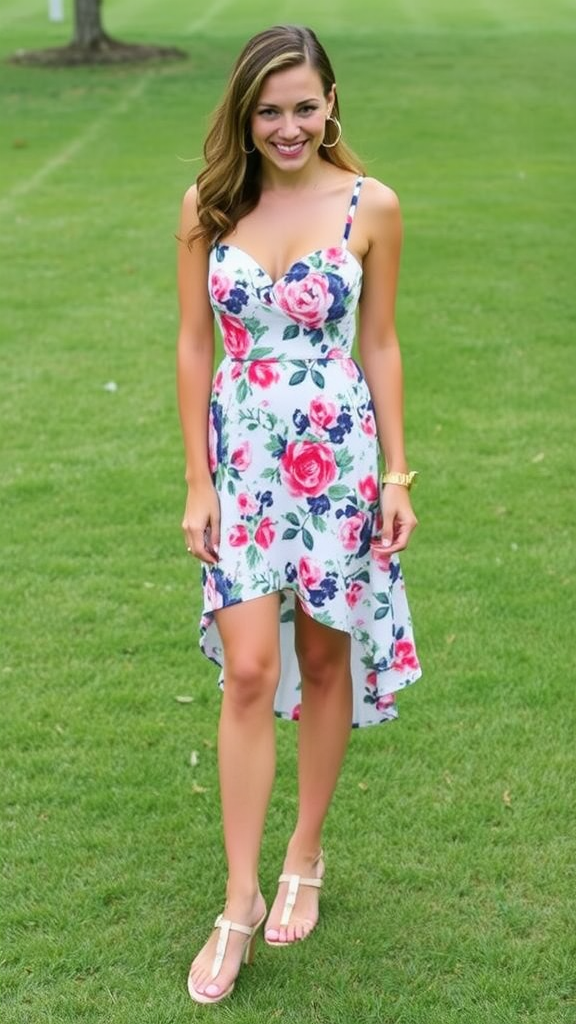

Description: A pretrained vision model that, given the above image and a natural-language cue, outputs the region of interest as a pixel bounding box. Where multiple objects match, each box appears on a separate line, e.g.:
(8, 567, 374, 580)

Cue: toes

(204, 983, 222, 998)
(265, 927, 280, 942)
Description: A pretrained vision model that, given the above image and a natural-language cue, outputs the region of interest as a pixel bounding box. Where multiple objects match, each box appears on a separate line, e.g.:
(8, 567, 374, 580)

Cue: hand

(182, 482, 221, 565)
(372, 484, 418, 556)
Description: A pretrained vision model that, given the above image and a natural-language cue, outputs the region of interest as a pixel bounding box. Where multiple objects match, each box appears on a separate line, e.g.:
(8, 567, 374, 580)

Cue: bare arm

(358, 181, 417, 553)
(176, 185, 220, 563)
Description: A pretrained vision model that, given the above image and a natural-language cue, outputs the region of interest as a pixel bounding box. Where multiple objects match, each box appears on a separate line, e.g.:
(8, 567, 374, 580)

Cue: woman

(177, 24, 421, 1005)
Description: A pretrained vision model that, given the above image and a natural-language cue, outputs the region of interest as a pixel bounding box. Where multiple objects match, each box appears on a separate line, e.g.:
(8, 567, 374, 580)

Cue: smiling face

(250, 62, 335, 172)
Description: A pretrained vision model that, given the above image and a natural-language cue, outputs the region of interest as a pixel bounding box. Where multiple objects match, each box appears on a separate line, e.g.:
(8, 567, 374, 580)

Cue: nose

(277, 115, 301, 140)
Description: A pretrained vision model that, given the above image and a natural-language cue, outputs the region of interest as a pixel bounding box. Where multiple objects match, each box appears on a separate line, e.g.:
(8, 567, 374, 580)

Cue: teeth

(276, 143, 304, 153)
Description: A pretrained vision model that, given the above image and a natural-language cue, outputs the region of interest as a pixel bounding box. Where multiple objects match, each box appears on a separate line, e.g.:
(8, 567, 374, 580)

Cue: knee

(224, 649, 279, 712)
(297, 642, 341, 689)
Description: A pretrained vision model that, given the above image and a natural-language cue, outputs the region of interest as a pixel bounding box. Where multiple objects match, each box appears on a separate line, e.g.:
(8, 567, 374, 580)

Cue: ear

(327, 83, 336, 114)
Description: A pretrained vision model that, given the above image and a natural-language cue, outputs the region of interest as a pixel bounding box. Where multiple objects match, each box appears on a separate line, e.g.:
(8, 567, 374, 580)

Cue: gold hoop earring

(322, 115, 342, 149)
(241, 137, 256, 155)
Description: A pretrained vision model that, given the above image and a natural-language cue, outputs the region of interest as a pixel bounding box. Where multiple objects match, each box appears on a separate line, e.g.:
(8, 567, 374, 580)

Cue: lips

(273, 141, 306, 157)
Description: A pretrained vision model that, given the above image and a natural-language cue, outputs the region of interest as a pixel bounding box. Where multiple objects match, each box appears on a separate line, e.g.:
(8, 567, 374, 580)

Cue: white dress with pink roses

(200, 176, 421, 727)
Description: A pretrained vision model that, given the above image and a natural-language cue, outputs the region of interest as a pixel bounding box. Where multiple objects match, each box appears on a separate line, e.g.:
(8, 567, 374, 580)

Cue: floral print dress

(200, 176, 421, 726)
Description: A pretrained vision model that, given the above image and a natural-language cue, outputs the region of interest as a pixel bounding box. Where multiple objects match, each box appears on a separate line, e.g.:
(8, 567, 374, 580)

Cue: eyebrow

(256, 97, 320, 109)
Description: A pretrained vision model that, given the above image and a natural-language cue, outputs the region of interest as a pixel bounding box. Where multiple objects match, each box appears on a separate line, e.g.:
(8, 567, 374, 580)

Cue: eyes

(256, 103, 319, 119)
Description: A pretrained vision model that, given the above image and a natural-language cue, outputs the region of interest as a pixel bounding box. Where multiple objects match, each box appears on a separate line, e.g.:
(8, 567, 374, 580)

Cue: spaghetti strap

(342, 176, 364, 248)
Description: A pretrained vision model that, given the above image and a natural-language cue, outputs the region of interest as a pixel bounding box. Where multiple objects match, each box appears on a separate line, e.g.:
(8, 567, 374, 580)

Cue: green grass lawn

(1, 1, 575, 1021)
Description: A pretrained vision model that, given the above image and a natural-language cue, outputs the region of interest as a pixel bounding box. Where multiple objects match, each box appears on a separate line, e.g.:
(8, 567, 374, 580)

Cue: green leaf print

(374, 606, 390, 620)
(236, 378, 249, 403)
(327, 484, 349, 500)
(374, 592, 391, 607)
(335, 449, 354, 476)
(289, 370, 307, 386)
(302, 527, 314, 551)
(243, 317, 269, 342)
(314, 611, 335, 627)
(284, 512, 300, 526)
(250, 346, 274, 358)
(282, 325, 300, 341)
(282, 528, 299, 540)
(308, 252, 323, 269)
(246, 544, 260, 569)
(311, 369, 325, 388)
(311, 515, 327, 532)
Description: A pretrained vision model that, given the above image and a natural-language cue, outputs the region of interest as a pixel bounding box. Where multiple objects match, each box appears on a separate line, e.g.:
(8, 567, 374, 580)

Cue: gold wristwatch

(380, 471, 418, 490)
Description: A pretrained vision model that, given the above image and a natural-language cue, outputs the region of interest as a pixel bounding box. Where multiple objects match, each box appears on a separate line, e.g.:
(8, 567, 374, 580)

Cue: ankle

(285, 836, 323, 865)
(224, 883, 262, 908)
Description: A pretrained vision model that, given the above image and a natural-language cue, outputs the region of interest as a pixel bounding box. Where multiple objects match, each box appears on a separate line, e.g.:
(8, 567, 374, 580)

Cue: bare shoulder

(180, 183, 200, 231)
(361, 176, 401, 221)
(356, 177, 402, 255)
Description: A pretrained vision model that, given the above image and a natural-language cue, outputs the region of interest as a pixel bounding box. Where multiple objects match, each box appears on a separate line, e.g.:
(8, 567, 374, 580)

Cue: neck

(260, 154, 330, 193)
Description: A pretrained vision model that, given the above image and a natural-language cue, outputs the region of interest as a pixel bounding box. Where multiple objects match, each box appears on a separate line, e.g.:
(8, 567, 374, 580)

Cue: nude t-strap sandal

(265, 850, 324, 946)
(188, 910, 266, 1004)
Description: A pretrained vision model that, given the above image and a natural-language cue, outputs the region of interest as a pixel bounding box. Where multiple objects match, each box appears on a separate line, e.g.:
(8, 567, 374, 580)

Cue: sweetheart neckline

(213, 243, 363, 288)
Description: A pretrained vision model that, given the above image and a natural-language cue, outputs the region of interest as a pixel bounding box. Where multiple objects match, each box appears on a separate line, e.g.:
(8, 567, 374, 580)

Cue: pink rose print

(280, 440, 337, 497)
(392, 639, 419, 672)
(273, 272, 334, 328)
(221, 313, 251, 358)
(309, 396, 338, 430)
(291, 703, 301, 721)
(230, 361, 242, 381)
(360, 411, 377, 437)
(230, 441, 252, 471)
(298, 556, 323, 590)
(208, 409, 217, 473)
(324, 246, 346, 265)
(326, 351, 359, 380)
(365, 670, 377, 688)
(212, 369, 224, 395)
(376, 693, 396, 711)
(247, 360, 280, 389)
(345, 581, 364, 608)
(206, 573, 223, 610)
(211, 272, 233, 303)
(229, 524, 249, 547)
(342, 357, 359, 380)
(237, 492, 258, 516)
(359, 474, 379, 503)
(254, 517, 275, 549)
(370, 542, 391, 572)
(338, 511, 368, 551)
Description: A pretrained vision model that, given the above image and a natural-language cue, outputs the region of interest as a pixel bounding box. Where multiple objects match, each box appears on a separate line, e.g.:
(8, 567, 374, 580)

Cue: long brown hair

(189, 25, 365, 248)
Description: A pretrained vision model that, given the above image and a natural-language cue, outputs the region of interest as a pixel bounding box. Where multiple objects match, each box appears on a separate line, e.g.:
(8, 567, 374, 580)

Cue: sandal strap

(278, 873, 323, 927)
(211, 915, 253, 980)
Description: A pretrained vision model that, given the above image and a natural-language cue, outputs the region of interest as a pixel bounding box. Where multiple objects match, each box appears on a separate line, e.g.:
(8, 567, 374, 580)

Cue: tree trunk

(9, 0, 187, 65)
(73, 0, 106, 49)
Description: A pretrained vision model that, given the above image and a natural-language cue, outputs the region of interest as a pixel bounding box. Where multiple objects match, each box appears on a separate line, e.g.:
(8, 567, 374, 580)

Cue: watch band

(380, 471, 418, 490)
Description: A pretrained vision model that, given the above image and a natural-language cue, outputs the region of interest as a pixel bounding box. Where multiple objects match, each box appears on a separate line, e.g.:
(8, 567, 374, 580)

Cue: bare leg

(265, 603, 352, 943)
(189, 594, 280, 999)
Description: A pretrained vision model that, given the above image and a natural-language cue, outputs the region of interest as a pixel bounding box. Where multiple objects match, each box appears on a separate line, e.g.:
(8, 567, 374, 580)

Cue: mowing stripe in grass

(0, 73, 152, 215)
(184, 0, 235, 35)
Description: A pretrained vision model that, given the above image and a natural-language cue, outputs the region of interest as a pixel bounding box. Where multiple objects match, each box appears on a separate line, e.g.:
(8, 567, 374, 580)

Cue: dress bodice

(207, 177, 364, 361)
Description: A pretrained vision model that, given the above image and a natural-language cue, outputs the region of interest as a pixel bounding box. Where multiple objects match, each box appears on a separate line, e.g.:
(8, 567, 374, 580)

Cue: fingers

(183, 520, 220, 565)
(374, 514, 418, 556)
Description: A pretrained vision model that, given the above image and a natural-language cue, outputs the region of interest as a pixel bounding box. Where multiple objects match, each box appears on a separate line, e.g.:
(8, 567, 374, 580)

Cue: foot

(265, 847, 324, 945)
(188, 891, 266, 1003)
